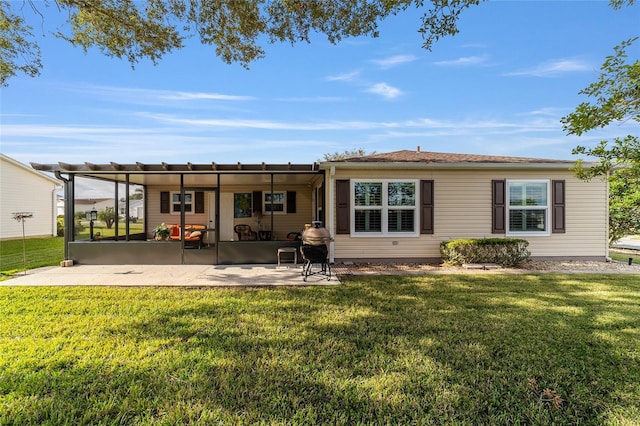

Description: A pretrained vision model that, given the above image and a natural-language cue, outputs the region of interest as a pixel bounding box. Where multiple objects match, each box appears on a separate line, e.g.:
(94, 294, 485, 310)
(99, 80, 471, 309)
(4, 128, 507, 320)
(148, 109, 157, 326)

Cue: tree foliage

(561, 36, 640, 243)
(98, 207, 118, 229)
(322, 148, 376, 161)
(0, 0, 41, 85)
(0, 0, 484, 86)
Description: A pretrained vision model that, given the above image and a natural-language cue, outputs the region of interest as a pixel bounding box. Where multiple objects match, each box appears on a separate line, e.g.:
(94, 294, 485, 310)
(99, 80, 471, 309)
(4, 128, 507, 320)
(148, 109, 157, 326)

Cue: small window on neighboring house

(507, 180, 549, 235)
(171, 191, 194, 214)
(264, 192, 285, 214)
(352, 180, 418, 236)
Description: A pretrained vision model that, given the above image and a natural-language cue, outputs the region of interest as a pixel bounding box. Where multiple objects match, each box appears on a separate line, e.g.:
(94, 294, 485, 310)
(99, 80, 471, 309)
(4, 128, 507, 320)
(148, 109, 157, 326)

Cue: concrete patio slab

(1, 264, 340, 287)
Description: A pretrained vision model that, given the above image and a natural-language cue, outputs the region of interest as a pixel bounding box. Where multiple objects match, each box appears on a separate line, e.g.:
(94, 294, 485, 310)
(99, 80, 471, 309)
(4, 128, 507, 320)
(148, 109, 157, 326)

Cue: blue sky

(1, 1, 638, 167)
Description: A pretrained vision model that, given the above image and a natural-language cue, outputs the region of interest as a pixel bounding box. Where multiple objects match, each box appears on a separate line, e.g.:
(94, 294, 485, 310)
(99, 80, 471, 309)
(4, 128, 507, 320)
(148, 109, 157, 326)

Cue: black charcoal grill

(300, 221, 332, 281)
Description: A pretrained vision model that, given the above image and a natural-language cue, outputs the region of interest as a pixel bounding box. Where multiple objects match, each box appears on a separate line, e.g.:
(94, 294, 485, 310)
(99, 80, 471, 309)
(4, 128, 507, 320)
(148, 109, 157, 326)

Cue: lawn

(75, 221, 145, 239)
(610, 250, 639, 265)
(0, 237, 64, 276)
(1, 275, 638, 424)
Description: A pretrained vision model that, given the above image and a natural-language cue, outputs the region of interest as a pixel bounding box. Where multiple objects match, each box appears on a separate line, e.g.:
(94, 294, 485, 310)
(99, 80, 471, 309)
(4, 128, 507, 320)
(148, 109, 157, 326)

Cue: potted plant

(154, 223, 171, 240)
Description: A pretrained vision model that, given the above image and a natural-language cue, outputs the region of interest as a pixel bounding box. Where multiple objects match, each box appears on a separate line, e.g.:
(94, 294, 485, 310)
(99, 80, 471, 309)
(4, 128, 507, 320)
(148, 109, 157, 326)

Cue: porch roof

(31, 161, 321, 186)
(320, 149, 577, 170)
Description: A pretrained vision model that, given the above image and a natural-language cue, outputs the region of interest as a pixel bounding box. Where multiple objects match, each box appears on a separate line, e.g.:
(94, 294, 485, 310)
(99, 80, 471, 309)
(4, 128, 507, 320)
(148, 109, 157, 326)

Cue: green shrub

(56, 216, 64, 237)
(440, 238, 531, 267)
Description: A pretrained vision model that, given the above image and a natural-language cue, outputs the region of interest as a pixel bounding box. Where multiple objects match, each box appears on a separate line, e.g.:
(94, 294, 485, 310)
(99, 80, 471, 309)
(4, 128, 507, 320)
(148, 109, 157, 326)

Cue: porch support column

(328, 166, 335, 263)
(125, 174, 130, 241)
(180, 174, 185, 263)
(270, 173, 274, 236)
(114, 181, 119, 239)
(216, 173, 220, 261)
(56, 172, 73, 260)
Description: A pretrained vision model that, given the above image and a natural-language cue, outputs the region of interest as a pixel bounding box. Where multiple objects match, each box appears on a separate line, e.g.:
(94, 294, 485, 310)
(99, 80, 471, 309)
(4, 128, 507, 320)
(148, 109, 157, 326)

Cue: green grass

(0, 237, 64, 276)
(610, 250, 640, 265)
(75, 221, 145, 239)
(1, 275, 638, 424)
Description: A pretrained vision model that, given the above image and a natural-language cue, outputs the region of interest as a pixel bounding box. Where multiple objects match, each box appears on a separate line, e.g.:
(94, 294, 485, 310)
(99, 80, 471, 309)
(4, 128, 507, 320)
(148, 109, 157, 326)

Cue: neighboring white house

(0, 153, 61, 240)
(73, 198, 115, 217)
(120, 199, 144, 220)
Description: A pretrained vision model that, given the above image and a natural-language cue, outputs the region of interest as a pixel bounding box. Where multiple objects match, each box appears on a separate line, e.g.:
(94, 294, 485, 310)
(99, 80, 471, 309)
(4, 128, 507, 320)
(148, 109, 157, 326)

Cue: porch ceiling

(76, 172, 321, 186)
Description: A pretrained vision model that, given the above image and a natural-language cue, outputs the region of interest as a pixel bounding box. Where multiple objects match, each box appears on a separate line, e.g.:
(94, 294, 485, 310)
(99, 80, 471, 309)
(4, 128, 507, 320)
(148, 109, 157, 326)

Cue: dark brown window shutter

(160, 191, 170, 214)
(195, 191, 205, 214)
(420, 180, 434, 234)
(252, 191, 262, 214)
(336, 179, 350, 234)
(492, 180, 506, 234)
(286, 191, 296, 213)
(552, 180, 566, 233)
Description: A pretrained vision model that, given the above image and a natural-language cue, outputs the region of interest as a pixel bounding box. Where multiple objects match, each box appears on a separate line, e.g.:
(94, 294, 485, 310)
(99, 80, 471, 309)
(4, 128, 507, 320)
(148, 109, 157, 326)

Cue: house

(74, 198, 114, 217)
(322, 149, 607, 263)
(30, 148, 608, 265)
(0, 153, 61, 240)
(119, 198, 144, 220)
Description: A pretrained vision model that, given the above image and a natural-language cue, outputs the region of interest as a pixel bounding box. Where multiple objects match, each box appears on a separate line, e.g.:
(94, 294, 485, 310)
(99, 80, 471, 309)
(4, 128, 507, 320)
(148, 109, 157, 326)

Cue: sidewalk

(611, 236, 640, 251)
(1, 264, 340, 287)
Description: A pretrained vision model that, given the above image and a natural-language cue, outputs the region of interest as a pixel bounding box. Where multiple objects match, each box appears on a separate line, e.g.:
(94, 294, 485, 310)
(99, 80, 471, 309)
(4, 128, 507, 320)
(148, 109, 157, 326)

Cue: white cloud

(371, 54, 417, 69)
(273, 96, 350, 103)
(326, 71, 360, 82)
(366, 83, 403, 100)
(433, 55, 489, 67)
(504, 58, 592, 77)
(67, 84, 255, 103)
(159, 91, 255, 101)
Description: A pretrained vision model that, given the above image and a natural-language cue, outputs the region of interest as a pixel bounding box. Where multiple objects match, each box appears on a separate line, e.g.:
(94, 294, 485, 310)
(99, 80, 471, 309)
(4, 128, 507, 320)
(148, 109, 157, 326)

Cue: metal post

(125, 174, 130, 241)
(12, 212, 33, 275)
(21, 218, 26, 275)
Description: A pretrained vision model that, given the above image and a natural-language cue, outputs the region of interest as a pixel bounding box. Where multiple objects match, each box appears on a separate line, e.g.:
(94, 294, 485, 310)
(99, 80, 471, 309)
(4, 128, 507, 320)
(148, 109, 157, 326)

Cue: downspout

(328, 166, 335, 263)
(55, 171, 72, 261)
(51, 186, 59, 237)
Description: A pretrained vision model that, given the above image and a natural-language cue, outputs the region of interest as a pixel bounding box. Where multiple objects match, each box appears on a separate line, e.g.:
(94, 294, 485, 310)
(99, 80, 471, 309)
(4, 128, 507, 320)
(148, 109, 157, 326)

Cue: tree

(321, 148, 377, 161)
(130, 188, 144, 200)
(0, 0, 483, 86)
(561, 37, 640, 244)
(98, 207, 118, 229)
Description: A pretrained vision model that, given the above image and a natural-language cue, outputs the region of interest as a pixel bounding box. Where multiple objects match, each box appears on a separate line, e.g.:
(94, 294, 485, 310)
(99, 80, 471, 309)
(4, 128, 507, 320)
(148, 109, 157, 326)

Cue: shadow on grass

(1, 275, 639, 424)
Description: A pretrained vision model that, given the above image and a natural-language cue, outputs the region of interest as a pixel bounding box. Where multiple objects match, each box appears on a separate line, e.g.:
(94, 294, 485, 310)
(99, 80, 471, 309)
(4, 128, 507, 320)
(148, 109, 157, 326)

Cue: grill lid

(301, 221, 332, 245)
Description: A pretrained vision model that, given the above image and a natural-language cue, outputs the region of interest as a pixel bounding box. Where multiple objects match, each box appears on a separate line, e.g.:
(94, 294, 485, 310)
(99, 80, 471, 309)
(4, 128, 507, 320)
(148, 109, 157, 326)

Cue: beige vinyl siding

(330, 168, 607, 260)
(146, 188, 208, 237)
(147, 185, 313, 240)
(0, 156, 59, 240)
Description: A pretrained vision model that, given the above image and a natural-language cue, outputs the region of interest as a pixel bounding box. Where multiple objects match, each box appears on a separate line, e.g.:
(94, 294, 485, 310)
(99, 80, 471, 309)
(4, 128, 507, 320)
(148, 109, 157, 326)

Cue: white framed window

(351, 180, 419, 236)
(171, 191, 194, 215)
(264, 191, 286, 214)
(507, 180, 550, 235)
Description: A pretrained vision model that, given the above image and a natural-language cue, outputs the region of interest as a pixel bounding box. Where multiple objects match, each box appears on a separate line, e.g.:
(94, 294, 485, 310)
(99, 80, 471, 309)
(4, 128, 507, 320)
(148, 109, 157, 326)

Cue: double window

(263, 191, 285, 214)
(507, 180, 549, 235)
(352, 180, 418, 236)
(171, 191, 194, 214)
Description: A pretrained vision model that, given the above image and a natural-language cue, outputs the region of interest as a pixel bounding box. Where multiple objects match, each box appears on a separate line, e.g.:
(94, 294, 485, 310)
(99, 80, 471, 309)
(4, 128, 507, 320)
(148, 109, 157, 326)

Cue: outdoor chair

(234, 224, 258, 241)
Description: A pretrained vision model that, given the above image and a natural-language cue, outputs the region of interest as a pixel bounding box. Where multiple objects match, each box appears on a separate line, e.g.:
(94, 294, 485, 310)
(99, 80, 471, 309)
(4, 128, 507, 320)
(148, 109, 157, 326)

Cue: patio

(1, 264, 341, 287)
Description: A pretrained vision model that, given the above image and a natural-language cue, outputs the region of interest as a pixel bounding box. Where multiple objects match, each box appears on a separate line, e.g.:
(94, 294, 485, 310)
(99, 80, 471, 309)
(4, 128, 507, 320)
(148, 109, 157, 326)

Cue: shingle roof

(335, 150, 572, 164)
